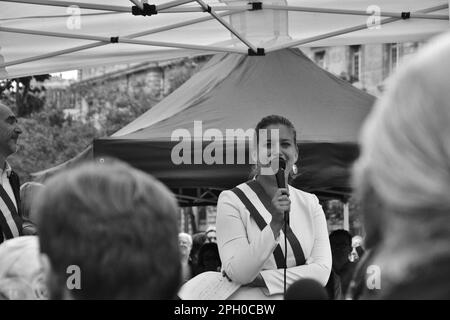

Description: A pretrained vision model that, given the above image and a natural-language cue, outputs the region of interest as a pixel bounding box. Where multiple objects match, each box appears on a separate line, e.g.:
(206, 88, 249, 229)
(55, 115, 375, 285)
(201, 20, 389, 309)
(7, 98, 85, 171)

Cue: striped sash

(230, 181, 306, 269)
(0, 184, 22, 240)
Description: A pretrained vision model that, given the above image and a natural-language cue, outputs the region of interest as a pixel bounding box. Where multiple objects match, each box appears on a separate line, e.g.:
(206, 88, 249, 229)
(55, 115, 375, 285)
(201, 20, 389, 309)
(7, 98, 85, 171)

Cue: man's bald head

(0, 102, 22, 159)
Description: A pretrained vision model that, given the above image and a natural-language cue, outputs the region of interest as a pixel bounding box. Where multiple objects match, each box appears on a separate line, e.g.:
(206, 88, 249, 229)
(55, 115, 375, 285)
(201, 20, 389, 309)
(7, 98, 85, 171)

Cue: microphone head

(278, 157, 286, 170)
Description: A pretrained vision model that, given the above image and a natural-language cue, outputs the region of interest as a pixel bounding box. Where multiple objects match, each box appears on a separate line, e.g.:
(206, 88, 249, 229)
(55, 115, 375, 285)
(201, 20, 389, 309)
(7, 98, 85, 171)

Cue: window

(350, 45, 362, 82)
(313, 50, 326, 69)
(388, 43, 399, 71)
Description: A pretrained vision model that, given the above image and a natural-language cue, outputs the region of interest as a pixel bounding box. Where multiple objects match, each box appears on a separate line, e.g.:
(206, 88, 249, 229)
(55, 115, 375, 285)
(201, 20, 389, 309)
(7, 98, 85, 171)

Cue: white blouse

(216, 182, 332, 296)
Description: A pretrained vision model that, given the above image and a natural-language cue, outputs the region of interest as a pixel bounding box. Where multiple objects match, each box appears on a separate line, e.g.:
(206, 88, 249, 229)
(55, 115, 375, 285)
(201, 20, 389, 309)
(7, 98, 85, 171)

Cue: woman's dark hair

(255, 115, 298, 146)
(252, 115, 299, 178)
(197, 243, 221, 269)
(190, 232, 207, 260)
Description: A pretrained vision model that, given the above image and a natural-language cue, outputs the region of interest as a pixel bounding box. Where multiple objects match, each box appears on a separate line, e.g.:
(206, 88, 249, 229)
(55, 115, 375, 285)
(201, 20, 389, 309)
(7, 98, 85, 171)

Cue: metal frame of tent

(0, 0, 448, 72)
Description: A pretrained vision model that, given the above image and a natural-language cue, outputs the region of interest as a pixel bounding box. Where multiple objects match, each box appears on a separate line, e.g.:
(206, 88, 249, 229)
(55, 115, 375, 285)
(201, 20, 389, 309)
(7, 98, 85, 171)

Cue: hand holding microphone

(271, 188, 290, 222)
(270, 157, 290, 235)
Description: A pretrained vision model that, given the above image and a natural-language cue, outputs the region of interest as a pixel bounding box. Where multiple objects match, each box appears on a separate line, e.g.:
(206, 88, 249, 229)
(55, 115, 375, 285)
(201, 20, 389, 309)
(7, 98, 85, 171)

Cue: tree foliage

(1, 56, 211, 183)
(8, 108, 96, 182)
(0, 75, 51, 117)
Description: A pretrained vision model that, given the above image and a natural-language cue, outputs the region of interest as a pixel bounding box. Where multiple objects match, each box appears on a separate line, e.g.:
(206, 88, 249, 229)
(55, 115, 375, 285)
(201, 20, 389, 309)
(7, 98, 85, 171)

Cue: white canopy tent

(1, 0, 449, 79)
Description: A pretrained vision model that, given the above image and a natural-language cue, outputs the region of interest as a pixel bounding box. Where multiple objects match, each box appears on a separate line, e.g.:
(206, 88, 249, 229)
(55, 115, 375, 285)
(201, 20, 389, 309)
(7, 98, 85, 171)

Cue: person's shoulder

(219, 182, 248, 197)
(288, 185, 320, 202)
(289, 186, 323, 216)
(218, 182, 248, 204)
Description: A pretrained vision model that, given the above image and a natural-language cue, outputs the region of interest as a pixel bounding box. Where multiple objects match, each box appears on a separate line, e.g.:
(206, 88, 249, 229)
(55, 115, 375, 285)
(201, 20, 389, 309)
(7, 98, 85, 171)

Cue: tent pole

(0, 11, 124, 20)
(1, 0, 244, 15)
(267, 18, 398, 52)
(343, 202, 350, 231)
(121, 10, 244, 38)
(130, 0, 197, 12)
(264, 4, 449, 21)
(2, 0, 131, 12)
(129, 0, 144, 10)
(161, 6, 251, 13)
(1, 43, 105, 68)
(266, 4, 448, 52)
(0, 10, 246, 69)
(0, 26, 247, 54)
(159, 8, 203, 12)
(194, 0, 258, 53)
(157, 0, 196, 11)
(176, 194, 217, 205)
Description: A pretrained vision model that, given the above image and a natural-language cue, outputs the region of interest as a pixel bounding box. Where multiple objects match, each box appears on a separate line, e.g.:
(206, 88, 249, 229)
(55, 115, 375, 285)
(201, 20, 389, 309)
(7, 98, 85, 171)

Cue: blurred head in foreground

(0, 236, 48, 300)
(353, 33, 450, 298)
(285, 279, 328, 300)
(35, 159, 181, 299)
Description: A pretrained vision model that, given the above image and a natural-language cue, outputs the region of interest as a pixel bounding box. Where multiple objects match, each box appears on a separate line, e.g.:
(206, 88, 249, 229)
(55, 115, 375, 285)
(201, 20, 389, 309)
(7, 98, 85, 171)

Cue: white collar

(0, 161, 12, 178)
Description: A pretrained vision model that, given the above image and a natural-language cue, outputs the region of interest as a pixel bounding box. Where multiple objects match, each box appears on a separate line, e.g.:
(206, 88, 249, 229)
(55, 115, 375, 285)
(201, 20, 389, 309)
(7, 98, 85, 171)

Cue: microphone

(275, 157, 289, 226)
(285, 279, 329, 300)
(275, 157, 289, 298)
(275, 157, 286, 189)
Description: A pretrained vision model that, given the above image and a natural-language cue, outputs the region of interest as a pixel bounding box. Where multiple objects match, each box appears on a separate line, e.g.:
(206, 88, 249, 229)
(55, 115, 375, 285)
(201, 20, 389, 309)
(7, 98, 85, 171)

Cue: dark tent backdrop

(93, 48, 375, 205)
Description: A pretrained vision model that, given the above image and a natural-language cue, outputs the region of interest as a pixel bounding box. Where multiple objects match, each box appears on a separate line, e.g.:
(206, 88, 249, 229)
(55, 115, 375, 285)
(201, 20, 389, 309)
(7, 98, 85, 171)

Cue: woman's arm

(216, 190, 280, 285)
(260, 195, 332, 295)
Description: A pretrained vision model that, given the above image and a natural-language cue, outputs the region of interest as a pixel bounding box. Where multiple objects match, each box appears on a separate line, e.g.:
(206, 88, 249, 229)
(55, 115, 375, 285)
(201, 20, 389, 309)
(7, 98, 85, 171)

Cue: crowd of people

(178, 227, 221, 285)
(1, 31, 450, 300)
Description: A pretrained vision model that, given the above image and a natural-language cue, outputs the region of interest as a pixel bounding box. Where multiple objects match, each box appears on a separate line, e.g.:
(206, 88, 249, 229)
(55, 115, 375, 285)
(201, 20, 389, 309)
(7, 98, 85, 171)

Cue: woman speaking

(216, 115, 331, 299)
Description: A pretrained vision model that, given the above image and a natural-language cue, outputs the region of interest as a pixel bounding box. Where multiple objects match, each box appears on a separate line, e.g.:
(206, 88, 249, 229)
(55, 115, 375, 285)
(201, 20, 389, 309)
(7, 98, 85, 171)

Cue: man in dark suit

(0, 102, 29, 244)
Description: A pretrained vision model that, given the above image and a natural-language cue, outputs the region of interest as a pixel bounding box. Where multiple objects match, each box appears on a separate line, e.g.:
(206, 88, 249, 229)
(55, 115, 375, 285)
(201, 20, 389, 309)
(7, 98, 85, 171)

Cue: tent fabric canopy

(1, 0, 449, 79)
(113, 49, 371, 141)
(94, 48, 375, 204)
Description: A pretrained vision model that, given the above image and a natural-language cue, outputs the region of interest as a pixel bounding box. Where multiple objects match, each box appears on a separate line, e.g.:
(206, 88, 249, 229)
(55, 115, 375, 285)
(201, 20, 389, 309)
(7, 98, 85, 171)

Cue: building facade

(302, 42, 422, 96)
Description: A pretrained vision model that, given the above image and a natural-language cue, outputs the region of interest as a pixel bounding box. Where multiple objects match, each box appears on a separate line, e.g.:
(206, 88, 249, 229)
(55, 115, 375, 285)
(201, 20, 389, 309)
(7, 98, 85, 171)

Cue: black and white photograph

(0, 0, 449, 310)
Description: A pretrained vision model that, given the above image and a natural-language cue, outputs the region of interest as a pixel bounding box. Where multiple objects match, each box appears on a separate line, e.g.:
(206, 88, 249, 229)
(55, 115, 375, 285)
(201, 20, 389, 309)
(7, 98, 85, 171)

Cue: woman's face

(257, 124, 298, 176)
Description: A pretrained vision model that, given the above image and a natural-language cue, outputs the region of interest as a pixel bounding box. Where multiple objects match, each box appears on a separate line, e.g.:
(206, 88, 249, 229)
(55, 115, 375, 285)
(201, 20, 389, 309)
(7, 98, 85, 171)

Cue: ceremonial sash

(230, 181, 306, 269)
(246, 180, 306, 267)
(0, 184, 22, 240)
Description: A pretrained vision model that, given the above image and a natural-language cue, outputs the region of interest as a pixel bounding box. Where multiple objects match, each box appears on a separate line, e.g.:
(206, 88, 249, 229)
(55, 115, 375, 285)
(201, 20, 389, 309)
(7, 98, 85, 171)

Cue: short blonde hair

(354, 33, 450, 213)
